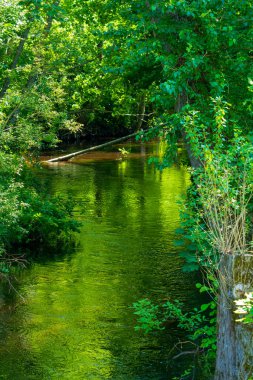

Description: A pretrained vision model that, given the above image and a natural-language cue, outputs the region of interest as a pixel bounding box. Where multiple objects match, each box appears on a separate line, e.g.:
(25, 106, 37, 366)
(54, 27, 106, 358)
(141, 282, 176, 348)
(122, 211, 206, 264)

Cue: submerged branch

(46, 132, 141, 162)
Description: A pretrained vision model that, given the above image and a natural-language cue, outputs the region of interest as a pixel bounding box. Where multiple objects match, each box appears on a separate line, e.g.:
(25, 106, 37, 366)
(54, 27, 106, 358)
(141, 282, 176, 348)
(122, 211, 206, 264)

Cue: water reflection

(0, 142, 198, 379)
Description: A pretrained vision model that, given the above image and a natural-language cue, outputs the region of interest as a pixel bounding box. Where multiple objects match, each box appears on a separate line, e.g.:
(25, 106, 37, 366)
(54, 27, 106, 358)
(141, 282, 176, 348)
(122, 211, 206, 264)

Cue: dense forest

(0, 0, 253, 379)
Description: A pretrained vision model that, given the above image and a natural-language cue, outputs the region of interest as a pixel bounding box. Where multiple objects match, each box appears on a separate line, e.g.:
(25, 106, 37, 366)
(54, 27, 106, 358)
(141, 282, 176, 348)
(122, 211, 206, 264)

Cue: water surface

(0, 141, 198, 379)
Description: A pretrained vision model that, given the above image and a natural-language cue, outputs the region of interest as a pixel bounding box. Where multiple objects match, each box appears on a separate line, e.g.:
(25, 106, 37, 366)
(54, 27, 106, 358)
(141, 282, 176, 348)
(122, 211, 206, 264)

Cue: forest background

(0, 1, 252, 379)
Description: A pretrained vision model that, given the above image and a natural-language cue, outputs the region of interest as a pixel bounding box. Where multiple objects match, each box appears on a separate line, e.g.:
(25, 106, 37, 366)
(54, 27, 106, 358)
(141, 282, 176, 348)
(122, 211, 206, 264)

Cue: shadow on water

(0, 141, 200, 379)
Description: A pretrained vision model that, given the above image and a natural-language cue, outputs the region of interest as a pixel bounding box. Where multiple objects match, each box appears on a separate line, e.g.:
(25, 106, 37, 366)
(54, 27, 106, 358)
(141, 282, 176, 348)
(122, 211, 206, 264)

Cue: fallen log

(46, 132, 139, 163)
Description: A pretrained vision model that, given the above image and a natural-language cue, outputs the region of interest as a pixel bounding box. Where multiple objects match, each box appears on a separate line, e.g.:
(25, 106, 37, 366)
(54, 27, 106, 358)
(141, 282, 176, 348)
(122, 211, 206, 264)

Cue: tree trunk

(20, 1, 60, 92)
(215, 254, 253, 380)
(181, 128, 202, 169)
(175, 93, 202, 169)
(0, 27, 30, 99)
(46, 132, 140, 162)
(137, 91, 146, 130)
(0, 1, 59, 101)
(3, 1, 60, 127)
(44, 1, 60, 36)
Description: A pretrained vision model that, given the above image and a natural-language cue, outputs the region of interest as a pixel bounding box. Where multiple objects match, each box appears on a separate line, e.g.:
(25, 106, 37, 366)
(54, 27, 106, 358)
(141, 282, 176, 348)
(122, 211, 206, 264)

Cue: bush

(0, 152, 80, 260)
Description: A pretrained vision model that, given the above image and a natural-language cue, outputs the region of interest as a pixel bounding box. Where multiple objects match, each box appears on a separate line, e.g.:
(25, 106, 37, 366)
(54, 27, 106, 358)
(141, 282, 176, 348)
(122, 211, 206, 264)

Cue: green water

(0, 142, 198, 380)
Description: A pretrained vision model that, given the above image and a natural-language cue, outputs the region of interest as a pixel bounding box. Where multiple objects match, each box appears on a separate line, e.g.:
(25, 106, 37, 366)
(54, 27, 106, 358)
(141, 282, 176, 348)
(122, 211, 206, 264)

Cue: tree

(0, 0, 86, 259)
(100, 0, 253, 378)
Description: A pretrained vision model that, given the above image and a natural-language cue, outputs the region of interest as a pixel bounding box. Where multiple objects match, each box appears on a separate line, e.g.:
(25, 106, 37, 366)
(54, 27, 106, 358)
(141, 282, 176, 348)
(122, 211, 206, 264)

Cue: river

(0, 141, 199, 379)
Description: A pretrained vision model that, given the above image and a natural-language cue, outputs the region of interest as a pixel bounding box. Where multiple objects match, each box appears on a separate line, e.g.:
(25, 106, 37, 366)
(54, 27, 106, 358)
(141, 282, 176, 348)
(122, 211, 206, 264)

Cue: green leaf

(200, 303, 210, 312)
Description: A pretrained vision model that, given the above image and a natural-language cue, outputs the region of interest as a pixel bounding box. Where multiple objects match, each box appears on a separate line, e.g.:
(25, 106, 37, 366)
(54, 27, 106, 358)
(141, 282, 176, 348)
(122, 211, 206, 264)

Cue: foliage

(197, 143, 253, 255)
(175, 133, 253, 276)
(0, 0, 253, 376)
(1, 0, 252, 148)
(118, 147, 130, 157)
(106, 1, 253, 378)
(0, 152, 80, 271)
(133, 299, 164, 333)
(2, 0, 155, 144)
(103, 0, 252, 150)
(133, 279, 217, 378)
